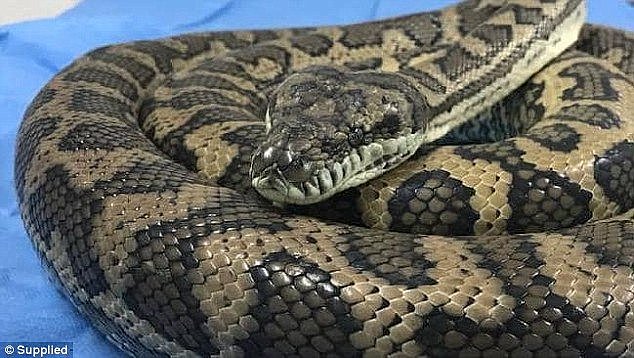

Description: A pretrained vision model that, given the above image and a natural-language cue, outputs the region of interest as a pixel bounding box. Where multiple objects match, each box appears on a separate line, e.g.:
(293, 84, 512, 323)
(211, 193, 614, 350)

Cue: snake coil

(14, 0, 634, 356)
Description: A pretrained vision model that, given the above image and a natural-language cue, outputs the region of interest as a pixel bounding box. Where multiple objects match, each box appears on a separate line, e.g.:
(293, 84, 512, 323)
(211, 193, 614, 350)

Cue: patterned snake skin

(14, 0, 634, 356)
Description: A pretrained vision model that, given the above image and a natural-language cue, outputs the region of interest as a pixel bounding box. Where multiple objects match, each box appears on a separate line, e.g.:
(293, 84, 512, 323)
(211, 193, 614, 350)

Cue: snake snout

(251, 146, 313, 180)
(251, 144, 318, 204)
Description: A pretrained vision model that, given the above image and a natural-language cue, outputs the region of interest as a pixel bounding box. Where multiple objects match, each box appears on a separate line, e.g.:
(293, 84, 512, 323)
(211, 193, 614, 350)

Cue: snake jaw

(252, 132, 421, 204)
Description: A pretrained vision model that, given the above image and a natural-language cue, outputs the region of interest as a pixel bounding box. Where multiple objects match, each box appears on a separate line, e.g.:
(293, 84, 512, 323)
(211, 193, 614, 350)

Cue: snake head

(251, 66, 426, 205)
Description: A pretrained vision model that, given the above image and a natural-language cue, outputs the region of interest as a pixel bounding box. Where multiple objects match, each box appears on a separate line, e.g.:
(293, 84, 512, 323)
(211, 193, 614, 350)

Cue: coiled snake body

(14, 0, 634, 356)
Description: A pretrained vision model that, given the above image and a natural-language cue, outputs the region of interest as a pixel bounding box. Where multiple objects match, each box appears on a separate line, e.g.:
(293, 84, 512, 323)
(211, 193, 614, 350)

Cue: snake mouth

(252, 133, 420, 205)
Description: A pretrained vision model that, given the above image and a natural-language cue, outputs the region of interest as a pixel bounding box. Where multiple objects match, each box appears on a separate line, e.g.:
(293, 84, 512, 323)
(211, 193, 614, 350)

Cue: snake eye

(348, 127, 364, 147)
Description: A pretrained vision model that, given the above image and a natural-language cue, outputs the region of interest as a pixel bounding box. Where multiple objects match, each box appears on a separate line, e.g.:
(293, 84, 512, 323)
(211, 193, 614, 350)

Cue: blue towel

(1, 1, 632, 356)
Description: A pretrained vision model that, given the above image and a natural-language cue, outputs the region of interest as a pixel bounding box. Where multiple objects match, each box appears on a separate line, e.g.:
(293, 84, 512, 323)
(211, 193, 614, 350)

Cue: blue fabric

(1, 1, 632, 356)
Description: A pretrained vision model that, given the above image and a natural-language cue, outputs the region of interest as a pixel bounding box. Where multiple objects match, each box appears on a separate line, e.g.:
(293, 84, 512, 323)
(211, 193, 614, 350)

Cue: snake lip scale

(251, 131, 421, 205)
(13, 0, 634, 356)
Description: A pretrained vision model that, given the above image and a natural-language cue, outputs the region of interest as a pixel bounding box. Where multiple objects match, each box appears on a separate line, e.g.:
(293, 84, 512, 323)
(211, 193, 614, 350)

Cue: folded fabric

(1, 0, 631, 356)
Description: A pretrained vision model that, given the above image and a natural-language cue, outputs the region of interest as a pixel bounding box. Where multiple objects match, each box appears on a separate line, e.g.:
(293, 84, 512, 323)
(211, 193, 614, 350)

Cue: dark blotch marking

(169, 74, 238, 90)
(470, 24, 512, 48)
(87, 47, 156, 87)
(252, 30, 286, 43)
(456, 0, 503, 35)
(391, 13, 445, 66)
(23, 87, 57, 118)
(551, 104, 621, 129)
(340, 12, 441, 50)
(560, 62, 627, 101)
(126, 34, 214, 74)
(237, 250, 362, 356)
(289, 188, 364, 227)
(440, 81, 545, 144)
(58, 120, 156, 152)
(344, 57, 382, 71)
(430, 3, 585, 121)
(290, 33, 333, 57)
(563, 218, 634, 267)
(230, 44, 291, 69)
(400, 12, 443, 48)
(388, 169, 479, 235)
(25, 165, 107, 295)
(338, 230, 437, 288)
(15, 116, 59, 198)
(93, 157, 207, 196)
(63, 67, 139, 101)
(456, 141, 592, 233)
(143, 89, 255, 114)
(340, 23, 384, 49)
(154, 106, 258, 171)
(167, 73, 263, 109)
(193, 59, 253, 80)
(399, 67, 447, 94)
(139, 73, 265, 128)
(526, 123, 580, 152)
(69, 89, 132, 123)
(594, 141, 634, 212)
(509, 5, 544, 25)
(414, 307, 482, 356)
(126, 41, 184, 74)
(576, 25, 634, 76)
(171, 32, 212, 57)
(434, 45, 482, 81)
(217, 124, 267, 193)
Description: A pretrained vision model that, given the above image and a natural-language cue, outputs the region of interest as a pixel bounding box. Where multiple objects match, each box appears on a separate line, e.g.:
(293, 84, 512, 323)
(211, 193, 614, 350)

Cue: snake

(13, 0, 634, 356)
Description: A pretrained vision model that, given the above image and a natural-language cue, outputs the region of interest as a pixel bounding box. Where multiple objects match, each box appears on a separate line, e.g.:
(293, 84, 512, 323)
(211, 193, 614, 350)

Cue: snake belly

(13, 0, 634, 357)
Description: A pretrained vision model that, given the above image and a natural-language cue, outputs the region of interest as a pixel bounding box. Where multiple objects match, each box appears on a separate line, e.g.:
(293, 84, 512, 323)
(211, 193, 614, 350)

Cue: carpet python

(14, 0, 634, 356)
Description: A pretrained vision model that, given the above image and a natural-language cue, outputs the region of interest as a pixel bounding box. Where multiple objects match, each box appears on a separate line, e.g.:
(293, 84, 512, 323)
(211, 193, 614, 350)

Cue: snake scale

(14, 0, 634, 356)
